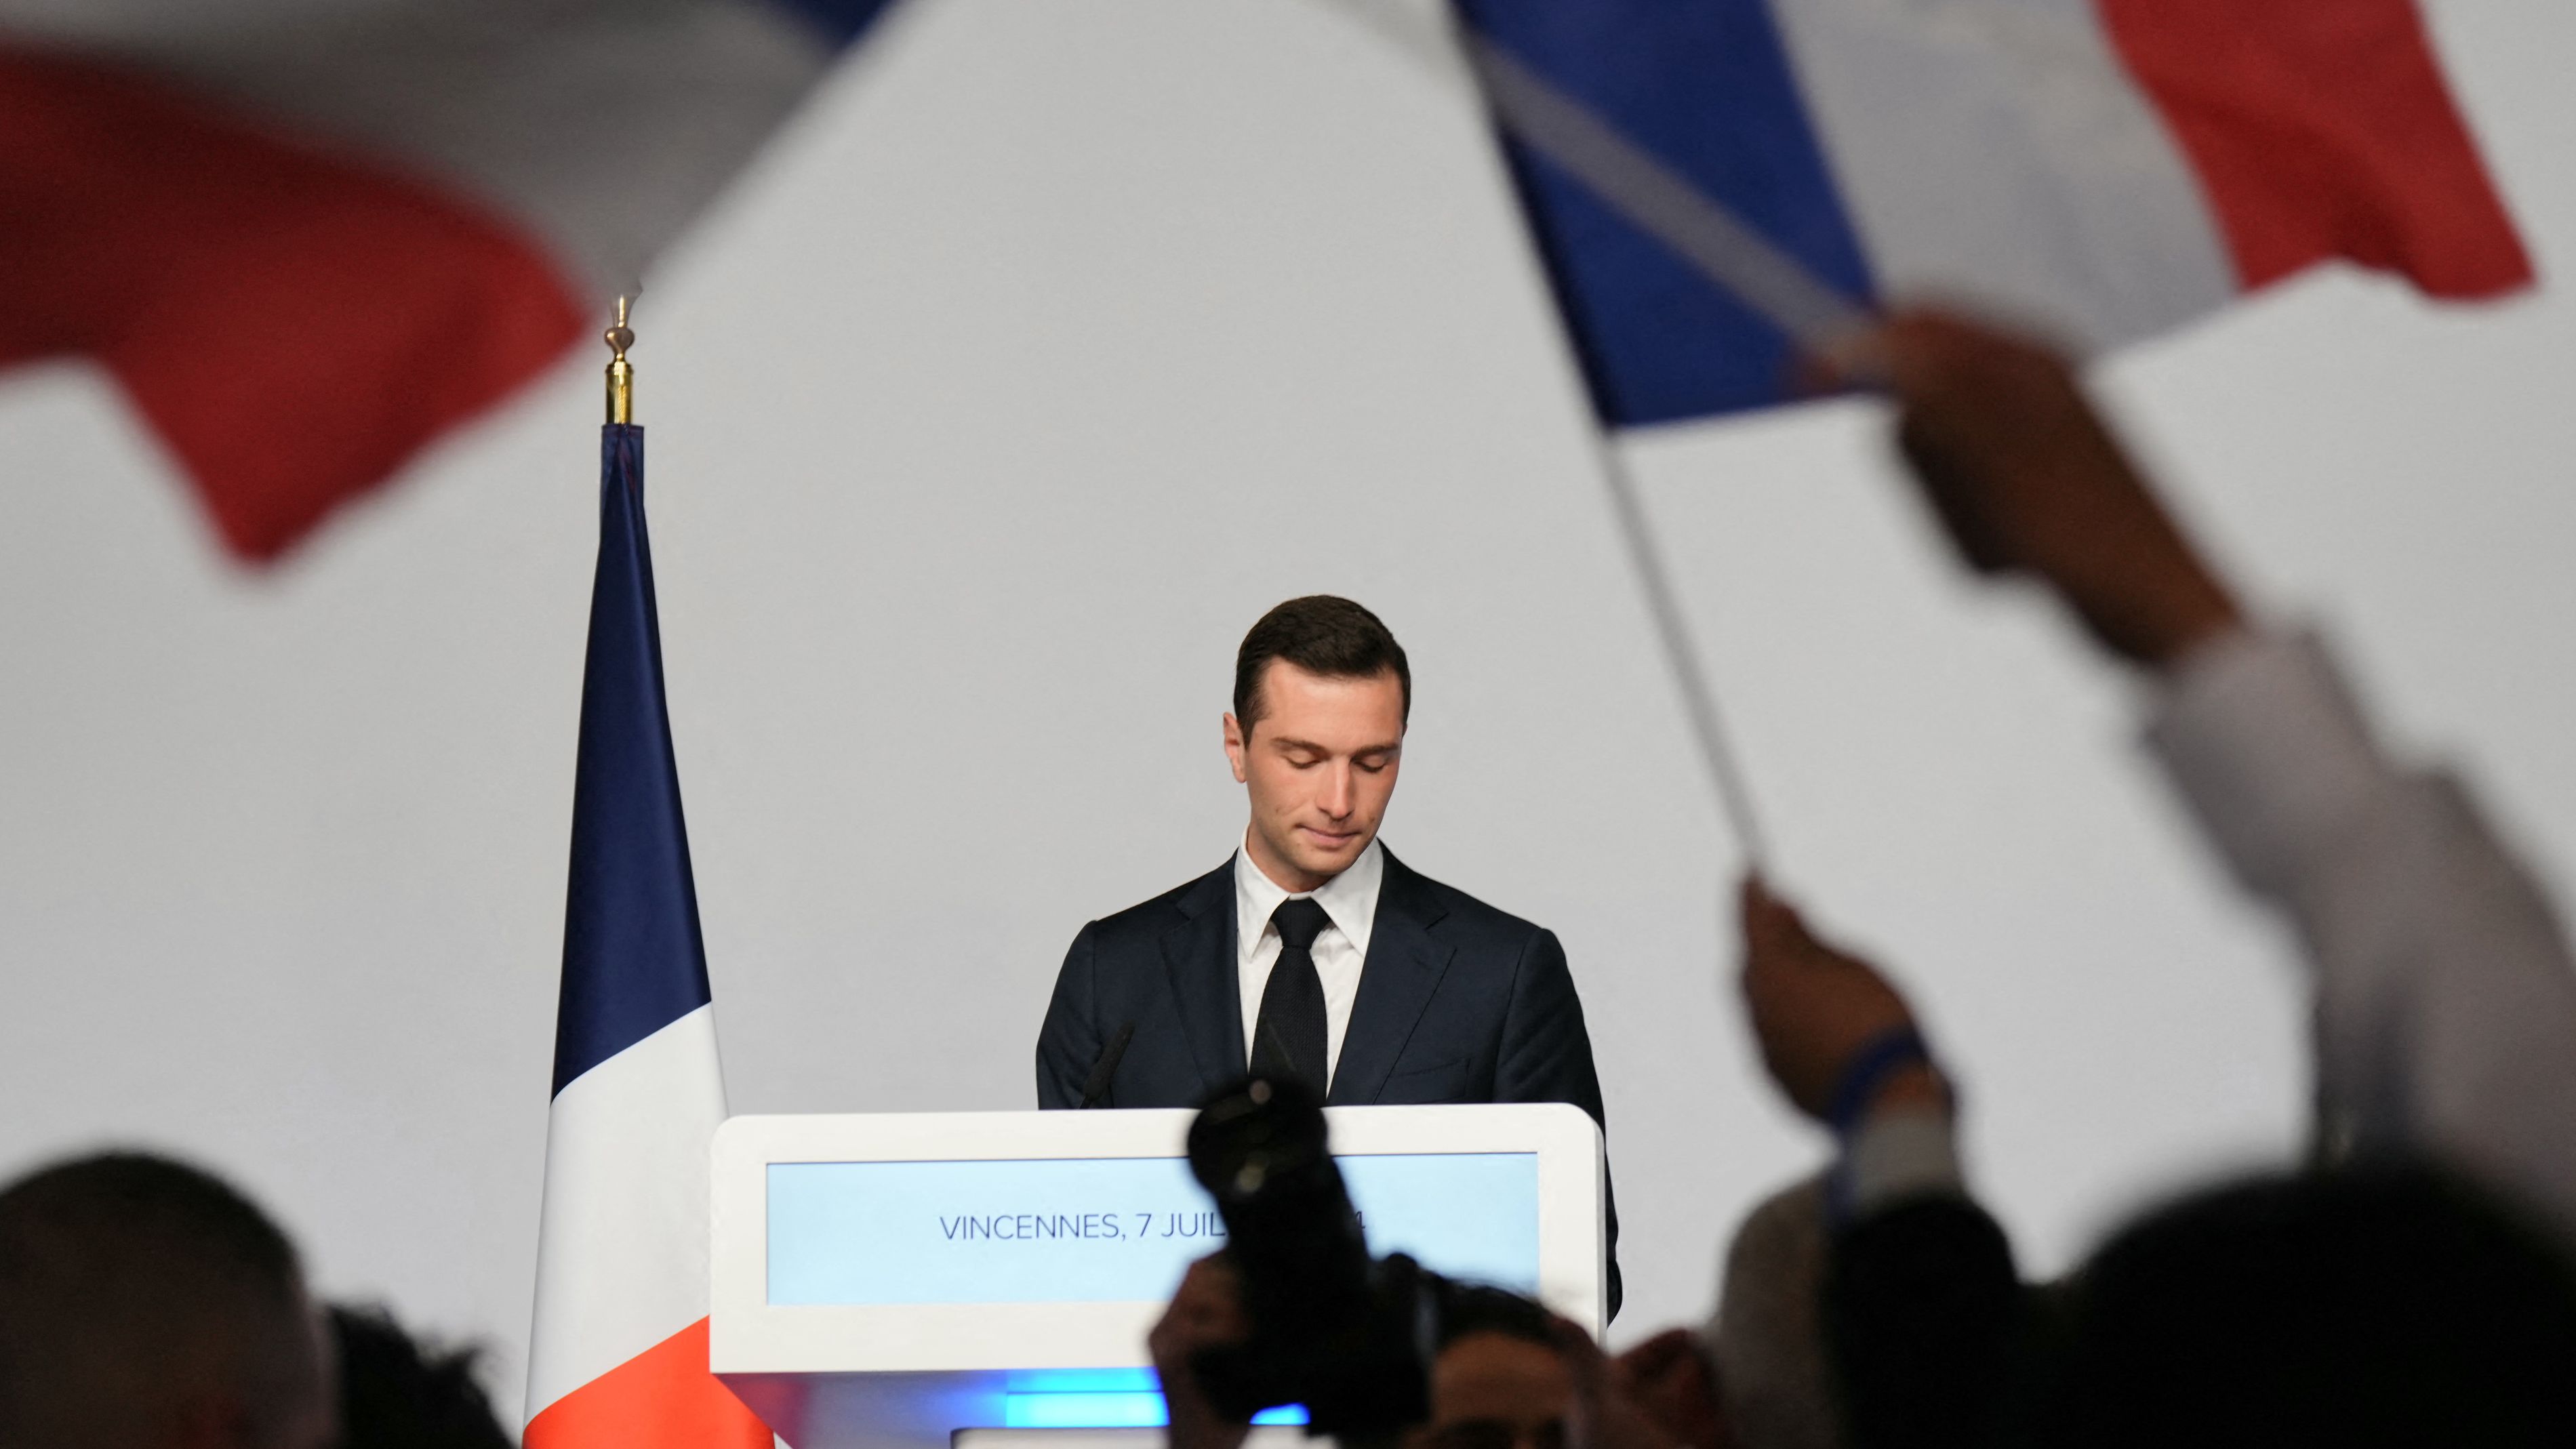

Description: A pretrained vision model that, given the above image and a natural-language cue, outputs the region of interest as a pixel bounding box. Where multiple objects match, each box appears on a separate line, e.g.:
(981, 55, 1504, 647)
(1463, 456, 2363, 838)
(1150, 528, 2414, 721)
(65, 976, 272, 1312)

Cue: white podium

(710, 1105, 1607, 1449)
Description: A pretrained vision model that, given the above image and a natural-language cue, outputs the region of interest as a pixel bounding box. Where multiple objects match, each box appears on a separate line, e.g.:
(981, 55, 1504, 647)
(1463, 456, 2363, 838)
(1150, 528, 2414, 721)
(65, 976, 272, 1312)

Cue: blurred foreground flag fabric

(525, 424, 763, 1449)
(1455, 0, 2533, 426)
(0, 0, 899, 561)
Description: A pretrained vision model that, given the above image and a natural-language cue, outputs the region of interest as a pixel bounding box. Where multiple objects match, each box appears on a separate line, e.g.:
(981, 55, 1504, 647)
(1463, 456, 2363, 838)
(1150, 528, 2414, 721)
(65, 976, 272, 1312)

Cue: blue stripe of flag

(1456, 0, 1878, 424)
(553, 424, 715, 1097)
(765, 0, 906, 47)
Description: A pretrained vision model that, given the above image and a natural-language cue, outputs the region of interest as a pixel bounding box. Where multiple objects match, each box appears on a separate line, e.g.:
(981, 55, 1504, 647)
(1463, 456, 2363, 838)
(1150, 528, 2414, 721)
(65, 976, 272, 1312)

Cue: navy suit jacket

(1034, 846, 1620, 1314)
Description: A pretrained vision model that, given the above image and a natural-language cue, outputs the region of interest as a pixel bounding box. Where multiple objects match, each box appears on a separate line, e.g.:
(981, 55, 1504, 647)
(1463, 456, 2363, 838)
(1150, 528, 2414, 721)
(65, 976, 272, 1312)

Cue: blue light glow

(1003, 1393, 1167, 1429)
(997, 1393, 1310, 1430)
(1003, 1369, 1161, 1394)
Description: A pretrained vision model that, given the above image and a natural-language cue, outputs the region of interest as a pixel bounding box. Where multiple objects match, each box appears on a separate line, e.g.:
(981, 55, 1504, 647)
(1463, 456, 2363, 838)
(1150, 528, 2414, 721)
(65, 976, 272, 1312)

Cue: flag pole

(605, 295, 635, 424)
(1588, 434, 1771, 872)
(531, 289, 762, 1449)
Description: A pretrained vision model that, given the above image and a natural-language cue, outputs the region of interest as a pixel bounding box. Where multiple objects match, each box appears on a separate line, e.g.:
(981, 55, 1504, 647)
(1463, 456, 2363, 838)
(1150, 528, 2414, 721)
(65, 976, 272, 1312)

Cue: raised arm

(1737, 878, 2020, 1449)
(1864, 308, 2576, 1243)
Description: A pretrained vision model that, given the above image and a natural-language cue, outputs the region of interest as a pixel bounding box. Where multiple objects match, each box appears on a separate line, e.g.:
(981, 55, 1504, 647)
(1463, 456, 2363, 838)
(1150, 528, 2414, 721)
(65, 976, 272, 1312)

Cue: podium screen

(767, 1152, 1538, 1307)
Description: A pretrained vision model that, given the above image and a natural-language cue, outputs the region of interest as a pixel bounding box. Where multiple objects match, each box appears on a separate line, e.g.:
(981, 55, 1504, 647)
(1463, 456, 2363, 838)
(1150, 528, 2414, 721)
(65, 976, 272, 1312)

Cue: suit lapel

(1160, 862, 1242, 1101)
(1329, 849, 1454, 1105)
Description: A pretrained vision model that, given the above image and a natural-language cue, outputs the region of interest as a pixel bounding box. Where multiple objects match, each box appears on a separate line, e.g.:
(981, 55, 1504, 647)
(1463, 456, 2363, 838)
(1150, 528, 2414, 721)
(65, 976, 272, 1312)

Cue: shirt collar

(1234, 834, 1383, 961)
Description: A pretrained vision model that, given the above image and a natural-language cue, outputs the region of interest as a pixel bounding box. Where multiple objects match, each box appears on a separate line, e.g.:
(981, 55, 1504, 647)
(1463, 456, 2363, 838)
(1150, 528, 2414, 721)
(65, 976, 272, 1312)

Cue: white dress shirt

(2147, 626, 2576, 1248)
(1234, 836, 1382, 1088)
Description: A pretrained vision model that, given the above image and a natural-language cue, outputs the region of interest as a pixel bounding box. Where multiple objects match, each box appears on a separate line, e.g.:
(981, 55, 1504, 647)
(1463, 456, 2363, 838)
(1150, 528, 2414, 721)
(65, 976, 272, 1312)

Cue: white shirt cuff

(2144, 626, 2387, 897)
(1837, 1106, 1965, 1220)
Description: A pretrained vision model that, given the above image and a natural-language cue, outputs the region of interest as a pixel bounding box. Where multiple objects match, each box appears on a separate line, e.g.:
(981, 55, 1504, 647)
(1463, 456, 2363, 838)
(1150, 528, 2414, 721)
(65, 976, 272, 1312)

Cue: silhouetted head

(329, 1303, 511, 1449)
(0, 1151, 330, 1449)
(2037, 1166, 2576, 1448)
(1417, 1285, 1571, 1449)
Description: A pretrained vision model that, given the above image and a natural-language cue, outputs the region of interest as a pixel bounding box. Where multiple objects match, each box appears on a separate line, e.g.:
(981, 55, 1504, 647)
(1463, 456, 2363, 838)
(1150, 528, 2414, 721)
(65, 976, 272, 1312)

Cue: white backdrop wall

(4, 0, 2572, 1417)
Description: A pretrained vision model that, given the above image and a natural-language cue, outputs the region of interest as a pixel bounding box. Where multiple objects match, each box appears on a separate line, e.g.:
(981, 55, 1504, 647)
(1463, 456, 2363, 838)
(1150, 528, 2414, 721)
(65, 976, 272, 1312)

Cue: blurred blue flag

(1452, 0, 2529, 430)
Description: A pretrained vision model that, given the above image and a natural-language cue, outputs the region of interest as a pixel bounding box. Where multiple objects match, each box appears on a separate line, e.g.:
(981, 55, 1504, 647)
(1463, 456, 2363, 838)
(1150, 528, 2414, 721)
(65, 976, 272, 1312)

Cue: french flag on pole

(1454, 0, 2534, 424)
(525, 422, 765, 1449)
(0, 0, 898, 563)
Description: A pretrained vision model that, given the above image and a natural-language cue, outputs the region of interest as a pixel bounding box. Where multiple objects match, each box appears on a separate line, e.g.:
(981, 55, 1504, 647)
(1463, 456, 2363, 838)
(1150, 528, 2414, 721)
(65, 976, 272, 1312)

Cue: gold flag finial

(604, 296, 635, 424)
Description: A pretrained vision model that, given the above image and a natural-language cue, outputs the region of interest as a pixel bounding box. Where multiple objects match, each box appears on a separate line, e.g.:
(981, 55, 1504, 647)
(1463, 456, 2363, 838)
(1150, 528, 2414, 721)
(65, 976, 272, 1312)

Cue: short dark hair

(1232, 596, 1410, 737)
(0, 1152, 320, 1449)
(1430, 1280, 1561, 1353)
(331, 1303, 515, 1449)
(2036, 1166, 2576, 1446)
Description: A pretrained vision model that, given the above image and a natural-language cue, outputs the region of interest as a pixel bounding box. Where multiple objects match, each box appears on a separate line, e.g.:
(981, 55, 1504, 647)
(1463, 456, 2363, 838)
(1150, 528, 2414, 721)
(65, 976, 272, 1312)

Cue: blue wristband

(1825, 1026, 1933, 1137)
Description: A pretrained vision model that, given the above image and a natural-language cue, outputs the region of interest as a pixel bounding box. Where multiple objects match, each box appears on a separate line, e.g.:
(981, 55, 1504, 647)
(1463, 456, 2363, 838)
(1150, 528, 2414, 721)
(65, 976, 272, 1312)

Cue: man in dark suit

(1034, 595, 1617, 1312)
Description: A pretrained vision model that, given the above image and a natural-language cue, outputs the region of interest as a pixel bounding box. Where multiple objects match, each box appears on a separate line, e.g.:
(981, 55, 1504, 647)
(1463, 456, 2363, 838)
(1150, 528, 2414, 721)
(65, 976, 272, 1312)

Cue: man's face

(1223, 661, 1405, 893)
(1411, 1330, 1574, 1449)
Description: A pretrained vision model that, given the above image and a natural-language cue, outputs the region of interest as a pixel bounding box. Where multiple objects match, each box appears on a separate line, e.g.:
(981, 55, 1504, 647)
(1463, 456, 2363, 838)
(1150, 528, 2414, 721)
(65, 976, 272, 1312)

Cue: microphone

(1079, 1021, 1137, 1109)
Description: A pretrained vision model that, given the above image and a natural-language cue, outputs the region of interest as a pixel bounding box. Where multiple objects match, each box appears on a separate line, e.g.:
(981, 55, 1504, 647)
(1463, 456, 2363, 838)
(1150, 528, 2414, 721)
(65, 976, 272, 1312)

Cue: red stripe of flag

(0, 45, 584, 561)
(523, 1319, 772, 1449)
(2097, 0, 2533, 297)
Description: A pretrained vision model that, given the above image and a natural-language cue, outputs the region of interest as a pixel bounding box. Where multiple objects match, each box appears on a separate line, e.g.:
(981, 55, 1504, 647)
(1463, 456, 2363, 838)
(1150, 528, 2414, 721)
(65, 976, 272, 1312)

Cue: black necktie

(1250, 897, 1332, 1096)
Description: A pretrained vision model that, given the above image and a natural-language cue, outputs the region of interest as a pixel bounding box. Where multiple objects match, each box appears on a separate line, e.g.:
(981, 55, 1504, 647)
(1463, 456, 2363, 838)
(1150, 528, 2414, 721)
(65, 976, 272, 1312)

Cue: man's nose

(1320, 761, 1354, 818)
